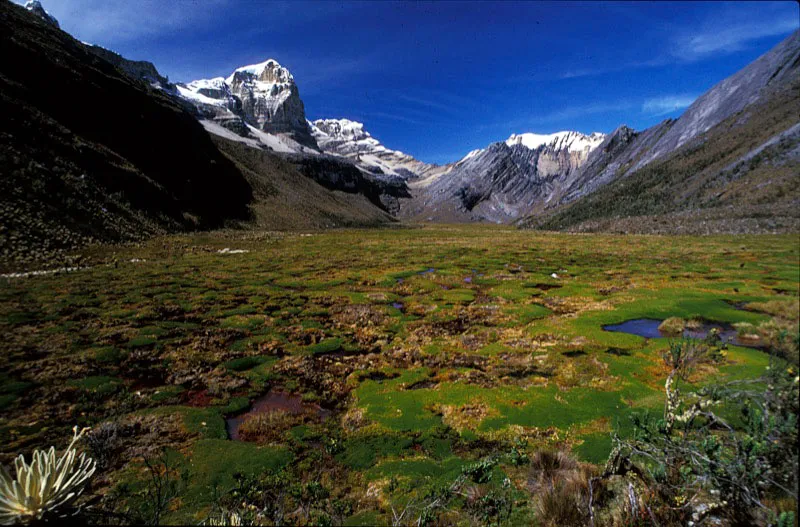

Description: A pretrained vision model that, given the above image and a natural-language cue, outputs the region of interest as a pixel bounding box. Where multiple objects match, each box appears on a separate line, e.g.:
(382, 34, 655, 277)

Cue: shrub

(658, 317, 685, 336)
(83, 421, 120, 469)
(528, 450, 591, 527)
(0, 426, 96, 524)
(598, 338, 799, 524)
(238, 410, 298, 443)
(224, 356, 266, 372)
(307, 338, 343, 355)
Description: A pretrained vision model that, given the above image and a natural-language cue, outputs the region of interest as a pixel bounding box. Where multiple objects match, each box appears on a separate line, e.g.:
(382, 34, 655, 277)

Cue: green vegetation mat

(1, 225, 796, 523)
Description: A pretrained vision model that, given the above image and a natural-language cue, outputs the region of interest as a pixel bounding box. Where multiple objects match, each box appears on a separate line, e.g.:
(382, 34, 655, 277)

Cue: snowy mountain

(505, 131, 606, 153)
(401, 130, 606, 222)
(178, 59, 317, 149)
(310, 118, 442, 180)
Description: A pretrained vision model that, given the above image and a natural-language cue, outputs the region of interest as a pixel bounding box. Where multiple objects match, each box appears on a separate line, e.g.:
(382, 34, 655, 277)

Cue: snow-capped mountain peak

(311, 119, 381, 149)
(312, 118, 373, 142)
(225, 59, 294, 85)
(506, 131, 605, 153)
(178, 58, 316, 148)
(310, 118, 439, 180)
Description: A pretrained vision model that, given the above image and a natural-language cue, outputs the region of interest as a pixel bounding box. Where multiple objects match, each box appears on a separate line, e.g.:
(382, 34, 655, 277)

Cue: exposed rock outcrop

(24, 0, 58, 28)
(178, 60, 317, 148)
(310, 118, 442, 180)
(403, 131, 605, 222)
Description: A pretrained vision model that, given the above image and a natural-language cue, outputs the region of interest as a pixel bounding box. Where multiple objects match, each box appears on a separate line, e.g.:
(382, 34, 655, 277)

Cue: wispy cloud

(296, 55, 379, 93)
(525, 101, 637, 126)
(554, 6, 797, 80)
(673, 18, 797, 61)
(17, 0, 230, 44)
(642, 94, 698, 116)
(558, 57, 668, 80)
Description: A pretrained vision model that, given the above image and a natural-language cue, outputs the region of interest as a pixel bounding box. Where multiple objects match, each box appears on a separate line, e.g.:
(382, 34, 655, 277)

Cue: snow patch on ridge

(506, 131, 605, 153)
(226, 59, 294, 84)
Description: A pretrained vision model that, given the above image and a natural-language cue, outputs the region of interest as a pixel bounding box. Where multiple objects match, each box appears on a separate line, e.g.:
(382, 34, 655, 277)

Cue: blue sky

(20, 1, 799, 164)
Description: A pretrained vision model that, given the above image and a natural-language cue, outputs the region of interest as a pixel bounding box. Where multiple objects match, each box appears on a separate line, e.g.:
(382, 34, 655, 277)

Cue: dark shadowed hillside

(210, 137, 396, 229)
(0, 0, 254, 268)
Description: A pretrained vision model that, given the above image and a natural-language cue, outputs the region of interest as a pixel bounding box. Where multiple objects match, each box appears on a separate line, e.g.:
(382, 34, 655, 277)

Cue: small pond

(603, 318, 763, 349)
(226, 390, 331, 441)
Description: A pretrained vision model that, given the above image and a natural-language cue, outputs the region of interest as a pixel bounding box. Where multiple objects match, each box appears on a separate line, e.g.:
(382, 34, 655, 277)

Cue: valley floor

(0, 226, 797, 524)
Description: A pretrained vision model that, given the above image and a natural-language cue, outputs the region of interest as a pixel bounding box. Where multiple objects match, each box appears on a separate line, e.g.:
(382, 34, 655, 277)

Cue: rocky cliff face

(551, 121, 674, 207)
(310, 118, 442, 180)
(24, 0, 58, 28)
(178, 60, 317, 148)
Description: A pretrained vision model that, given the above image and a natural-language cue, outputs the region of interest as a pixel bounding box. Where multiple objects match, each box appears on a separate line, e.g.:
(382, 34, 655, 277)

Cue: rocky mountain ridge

(523, 29, 800, 233)
(309, 118, 444, 181)
(399, 130, 607, 222)
(178, 59, 317, 148)
(24, 0, 57, 27)
(7, 0, 799, 238)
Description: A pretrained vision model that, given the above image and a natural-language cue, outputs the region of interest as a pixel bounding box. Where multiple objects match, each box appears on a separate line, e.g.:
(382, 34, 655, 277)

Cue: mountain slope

(627, 30, 800, 174)
(0, 1, 400, 271)
(310, 118, 443, 181)
(210, 136, 396, 229)
(178, 60, 317, 148)
(402, 130, 605, 222)
(523, 31, 800, 234)
(0, 0, 254, 268)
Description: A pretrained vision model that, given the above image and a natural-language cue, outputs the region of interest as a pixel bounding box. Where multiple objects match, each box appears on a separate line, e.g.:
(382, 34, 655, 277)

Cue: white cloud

(555, 6, 797, 79)
(14, 0, 231, 44)
(642, 94, 698, 116)
(672, 17, 797, 61)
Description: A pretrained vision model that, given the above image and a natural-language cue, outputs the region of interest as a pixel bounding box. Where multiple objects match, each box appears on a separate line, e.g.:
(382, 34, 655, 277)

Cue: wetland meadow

(1, 225, 797, 525)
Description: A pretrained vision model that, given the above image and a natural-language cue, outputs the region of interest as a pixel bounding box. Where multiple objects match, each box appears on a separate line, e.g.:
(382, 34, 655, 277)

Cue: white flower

(0, 427, 96, 524)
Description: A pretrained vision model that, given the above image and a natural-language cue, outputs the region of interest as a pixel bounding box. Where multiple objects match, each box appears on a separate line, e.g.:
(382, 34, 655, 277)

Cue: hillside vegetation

(524, 75, 800, 234)
(1, 226, 797, 524)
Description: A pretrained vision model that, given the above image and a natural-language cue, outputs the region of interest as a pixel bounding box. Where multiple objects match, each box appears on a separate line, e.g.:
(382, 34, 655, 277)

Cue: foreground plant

(0, 426, 96, 525)
(595, 339, 799, 525)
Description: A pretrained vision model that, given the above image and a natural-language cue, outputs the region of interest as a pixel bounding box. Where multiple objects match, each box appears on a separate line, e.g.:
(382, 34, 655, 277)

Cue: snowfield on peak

(177, 57, 317, 149)
(505, 131, 605, 153)
(310, 118, 443, 181)
(225, 59, 294, 84)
